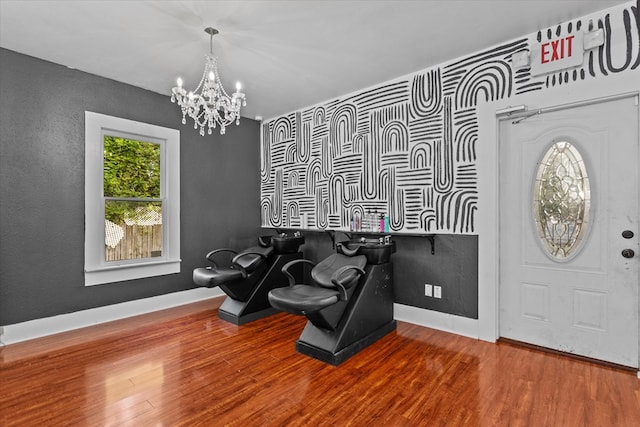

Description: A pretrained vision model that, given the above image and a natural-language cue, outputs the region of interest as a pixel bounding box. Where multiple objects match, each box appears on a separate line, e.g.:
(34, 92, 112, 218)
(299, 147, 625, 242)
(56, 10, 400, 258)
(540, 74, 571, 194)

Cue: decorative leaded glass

(533, 141, 590, 260)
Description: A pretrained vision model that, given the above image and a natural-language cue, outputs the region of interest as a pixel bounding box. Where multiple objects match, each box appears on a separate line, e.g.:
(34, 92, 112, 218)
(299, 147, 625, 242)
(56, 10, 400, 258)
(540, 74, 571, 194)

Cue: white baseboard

(0, 287, 224, 345)
(1, 297, 481, 346)
(394, 303, 481, 340)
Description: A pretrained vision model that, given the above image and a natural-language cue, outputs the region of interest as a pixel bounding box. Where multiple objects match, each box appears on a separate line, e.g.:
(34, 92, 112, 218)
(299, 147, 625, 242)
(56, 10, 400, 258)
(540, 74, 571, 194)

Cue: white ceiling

(0, 0, 627, 121)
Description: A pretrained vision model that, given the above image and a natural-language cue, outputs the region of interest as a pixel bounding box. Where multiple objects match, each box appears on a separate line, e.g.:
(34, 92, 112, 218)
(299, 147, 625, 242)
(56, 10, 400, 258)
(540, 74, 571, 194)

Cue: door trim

(476, 71, 640, 369)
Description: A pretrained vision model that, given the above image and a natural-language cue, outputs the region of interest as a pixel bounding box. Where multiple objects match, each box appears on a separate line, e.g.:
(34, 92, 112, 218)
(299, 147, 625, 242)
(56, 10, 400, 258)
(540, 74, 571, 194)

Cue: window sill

(85, 259, 181, 286)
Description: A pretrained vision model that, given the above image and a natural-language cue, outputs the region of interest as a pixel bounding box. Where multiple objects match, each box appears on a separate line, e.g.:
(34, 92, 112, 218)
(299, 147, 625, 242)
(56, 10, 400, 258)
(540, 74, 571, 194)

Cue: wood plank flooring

(1, 297, 639, 426)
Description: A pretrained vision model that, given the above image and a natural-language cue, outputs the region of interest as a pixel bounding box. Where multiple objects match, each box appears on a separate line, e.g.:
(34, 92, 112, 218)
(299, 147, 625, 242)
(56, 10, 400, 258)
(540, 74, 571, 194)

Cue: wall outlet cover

(434, 286, 442, 298)
(424, 284, 433, 297)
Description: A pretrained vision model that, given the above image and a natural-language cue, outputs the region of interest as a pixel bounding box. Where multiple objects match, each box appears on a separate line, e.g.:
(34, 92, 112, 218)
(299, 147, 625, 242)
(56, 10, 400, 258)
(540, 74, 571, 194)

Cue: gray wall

(0, 48, 262, 325)
(0, 47, 477, 326)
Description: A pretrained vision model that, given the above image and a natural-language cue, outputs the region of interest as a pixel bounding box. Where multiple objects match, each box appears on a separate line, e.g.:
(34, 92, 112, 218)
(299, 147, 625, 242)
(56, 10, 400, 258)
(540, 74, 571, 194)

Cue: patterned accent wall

(261, 2, 639, 234)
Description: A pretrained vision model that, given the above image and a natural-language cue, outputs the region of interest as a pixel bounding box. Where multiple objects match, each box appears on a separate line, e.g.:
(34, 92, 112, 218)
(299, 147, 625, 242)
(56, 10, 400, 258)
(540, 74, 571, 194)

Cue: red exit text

(530, 32, 584, 76)
(540, 35, 576, 64)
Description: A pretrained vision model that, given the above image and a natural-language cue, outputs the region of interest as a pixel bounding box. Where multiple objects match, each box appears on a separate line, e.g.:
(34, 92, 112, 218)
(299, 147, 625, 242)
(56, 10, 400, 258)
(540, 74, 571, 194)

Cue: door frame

(476, 71, 640, 370)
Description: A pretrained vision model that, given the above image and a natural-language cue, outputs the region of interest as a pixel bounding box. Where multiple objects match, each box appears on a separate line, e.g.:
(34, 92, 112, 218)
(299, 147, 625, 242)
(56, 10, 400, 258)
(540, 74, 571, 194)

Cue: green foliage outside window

(103, 136, 161, 224)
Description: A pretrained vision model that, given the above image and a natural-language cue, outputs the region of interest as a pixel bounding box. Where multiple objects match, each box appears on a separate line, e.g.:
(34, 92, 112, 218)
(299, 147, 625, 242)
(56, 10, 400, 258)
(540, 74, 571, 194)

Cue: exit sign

(530, 32, 584, 76)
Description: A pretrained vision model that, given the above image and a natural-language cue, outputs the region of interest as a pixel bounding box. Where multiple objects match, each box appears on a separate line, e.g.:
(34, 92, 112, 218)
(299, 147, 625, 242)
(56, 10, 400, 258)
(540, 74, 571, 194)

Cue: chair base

(293, 262, 396, 365)
(218, 298, 280, 325)
(216, 251, 303, 325)
(296, 320, 396, 366)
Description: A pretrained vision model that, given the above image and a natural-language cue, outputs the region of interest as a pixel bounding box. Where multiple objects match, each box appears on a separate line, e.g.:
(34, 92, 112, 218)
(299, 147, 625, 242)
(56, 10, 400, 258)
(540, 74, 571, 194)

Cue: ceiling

(0, 0, 627, 121)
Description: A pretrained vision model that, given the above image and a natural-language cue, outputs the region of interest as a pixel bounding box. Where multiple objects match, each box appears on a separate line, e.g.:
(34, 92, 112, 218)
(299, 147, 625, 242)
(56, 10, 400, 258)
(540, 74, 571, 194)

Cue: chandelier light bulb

(170, 26, 246, 136)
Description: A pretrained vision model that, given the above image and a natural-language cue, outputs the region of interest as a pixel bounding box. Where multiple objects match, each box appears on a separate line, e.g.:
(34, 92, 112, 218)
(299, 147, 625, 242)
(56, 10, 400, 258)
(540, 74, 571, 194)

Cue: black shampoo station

(268, 237, 396, 365)
(193, 233, 305, 325)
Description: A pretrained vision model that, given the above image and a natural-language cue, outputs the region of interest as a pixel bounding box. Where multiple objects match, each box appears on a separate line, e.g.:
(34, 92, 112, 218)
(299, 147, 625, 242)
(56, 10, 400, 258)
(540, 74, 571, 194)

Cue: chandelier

(171, 27, 246, 136)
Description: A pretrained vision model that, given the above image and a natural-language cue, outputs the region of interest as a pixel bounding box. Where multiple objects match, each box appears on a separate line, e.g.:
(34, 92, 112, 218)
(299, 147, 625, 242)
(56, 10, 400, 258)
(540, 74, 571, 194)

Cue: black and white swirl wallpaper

(261, 1, 639, 234)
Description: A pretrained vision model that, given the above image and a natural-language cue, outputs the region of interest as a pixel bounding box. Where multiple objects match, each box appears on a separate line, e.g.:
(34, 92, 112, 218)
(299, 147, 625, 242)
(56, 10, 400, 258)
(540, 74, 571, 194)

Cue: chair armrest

(205, 248, 238, 267)
(258, 236, 272, 247)
(337, 242, 360, 257)
(231, 250, 268, 265)
(331, 265, 366, 301)
(281, 259, 316, 287)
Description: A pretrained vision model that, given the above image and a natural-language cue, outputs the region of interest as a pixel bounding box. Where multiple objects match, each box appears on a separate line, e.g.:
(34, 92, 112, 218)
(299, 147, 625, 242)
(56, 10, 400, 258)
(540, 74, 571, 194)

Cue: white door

(499, 94, 639, 368)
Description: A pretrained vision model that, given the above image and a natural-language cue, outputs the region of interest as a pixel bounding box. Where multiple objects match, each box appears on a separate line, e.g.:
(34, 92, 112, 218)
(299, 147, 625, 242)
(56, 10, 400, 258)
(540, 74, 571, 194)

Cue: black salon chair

(194, 237, 273, 301)
(269, 253, 367, 331)
(268, 241, 396, 365)
(193, 234, 304, 324)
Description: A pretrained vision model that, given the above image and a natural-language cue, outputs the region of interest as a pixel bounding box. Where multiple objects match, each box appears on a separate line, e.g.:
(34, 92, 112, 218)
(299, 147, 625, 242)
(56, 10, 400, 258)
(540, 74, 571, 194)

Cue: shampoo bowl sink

(272, 232, 305, 254)
(337, 238, 396, 265)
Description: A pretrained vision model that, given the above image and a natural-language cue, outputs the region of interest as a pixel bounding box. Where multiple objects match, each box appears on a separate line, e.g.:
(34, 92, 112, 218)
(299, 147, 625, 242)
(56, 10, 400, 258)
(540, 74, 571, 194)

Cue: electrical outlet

(424, 284, 433, 297)
(434, 286, 442, 298)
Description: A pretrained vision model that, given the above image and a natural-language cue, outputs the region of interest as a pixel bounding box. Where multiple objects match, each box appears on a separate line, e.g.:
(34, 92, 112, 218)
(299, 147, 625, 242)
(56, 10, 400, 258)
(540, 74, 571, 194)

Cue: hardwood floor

(1, 297, 639, 426)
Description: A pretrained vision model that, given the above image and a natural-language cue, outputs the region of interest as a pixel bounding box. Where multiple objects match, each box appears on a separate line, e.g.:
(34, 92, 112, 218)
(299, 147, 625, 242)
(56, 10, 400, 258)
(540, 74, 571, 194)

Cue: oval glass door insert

(533, 141, 590, 260)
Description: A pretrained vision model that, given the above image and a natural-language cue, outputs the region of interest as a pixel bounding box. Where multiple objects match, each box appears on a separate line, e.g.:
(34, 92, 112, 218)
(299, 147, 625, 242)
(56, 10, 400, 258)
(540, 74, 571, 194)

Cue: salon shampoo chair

(268, 238, 396, 365)
(193, 233, 304, 325)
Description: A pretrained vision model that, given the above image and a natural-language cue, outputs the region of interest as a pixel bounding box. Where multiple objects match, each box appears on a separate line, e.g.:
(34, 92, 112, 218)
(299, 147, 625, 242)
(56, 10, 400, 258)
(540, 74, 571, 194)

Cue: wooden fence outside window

(105, 224, 162, 261)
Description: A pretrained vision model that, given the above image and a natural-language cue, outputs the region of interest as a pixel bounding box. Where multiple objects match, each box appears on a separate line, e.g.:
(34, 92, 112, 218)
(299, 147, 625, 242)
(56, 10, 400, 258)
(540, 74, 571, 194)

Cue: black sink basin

(337, 238, 396, 264)
(272, 233, 305, 254)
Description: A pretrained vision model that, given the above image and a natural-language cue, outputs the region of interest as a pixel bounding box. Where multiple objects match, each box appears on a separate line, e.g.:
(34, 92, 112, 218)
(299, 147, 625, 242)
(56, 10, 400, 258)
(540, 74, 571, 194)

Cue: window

(85, 112, 180, 285)
(533, 140, 590, 260)
(104, 136, 162, 262)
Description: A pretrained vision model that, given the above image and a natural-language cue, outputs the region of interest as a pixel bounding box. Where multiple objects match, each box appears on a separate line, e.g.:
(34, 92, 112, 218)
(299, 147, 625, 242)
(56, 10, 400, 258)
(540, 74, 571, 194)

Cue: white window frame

(85, 112, 180, 286)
